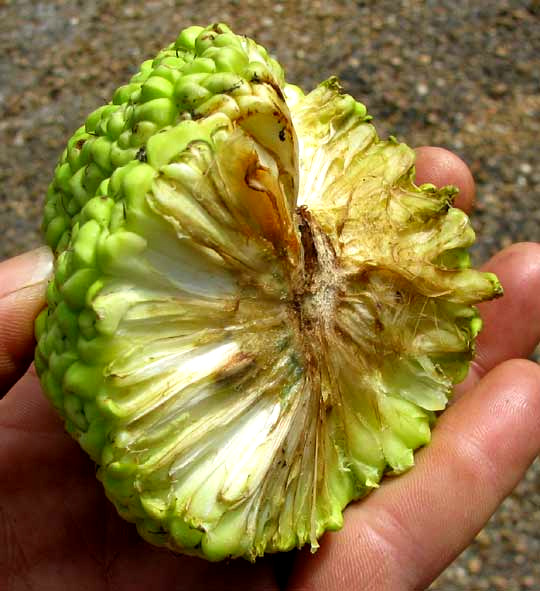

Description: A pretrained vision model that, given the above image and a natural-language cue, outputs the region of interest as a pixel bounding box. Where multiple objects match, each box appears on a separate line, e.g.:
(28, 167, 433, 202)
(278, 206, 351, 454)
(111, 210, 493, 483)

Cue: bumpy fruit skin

(35, 23, 502, 561)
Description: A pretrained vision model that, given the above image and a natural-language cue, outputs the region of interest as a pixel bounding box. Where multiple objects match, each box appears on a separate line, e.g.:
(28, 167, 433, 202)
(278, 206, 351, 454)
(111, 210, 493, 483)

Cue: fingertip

(475, 242, 540, 371)
(0, 248, 53, 395)
(478, 357, 540, 417)
(0, 283, 48, 395)
(483, 240, 540, 272)
(415, 146, 475, 213)
(0, 247, 53, 299)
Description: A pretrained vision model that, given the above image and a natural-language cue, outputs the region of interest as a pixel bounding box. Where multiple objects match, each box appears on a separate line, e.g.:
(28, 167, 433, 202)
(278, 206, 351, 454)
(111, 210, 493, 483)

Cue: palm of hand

(2, 148, 540, 591)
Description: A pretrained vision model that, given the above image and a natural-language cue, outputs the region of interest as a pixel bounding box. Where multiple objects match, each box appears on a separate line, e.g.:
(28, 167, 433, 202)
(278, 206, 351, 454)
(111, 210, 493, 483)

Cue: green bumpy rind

(42, 24, 285, 252)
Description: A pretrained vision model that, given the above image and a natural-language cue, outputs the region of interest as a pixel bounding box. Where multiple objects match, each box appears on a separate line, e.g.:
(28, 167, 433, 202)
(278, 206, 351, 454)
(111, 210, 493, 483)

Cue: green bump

(115, 126, 131, 149)
(45, 276, 61, 307)
(113, 83, 138, 105)
(43, 196, 58, 226)
(174, 79, 212, 109)
(106, 109, 127, 139)
(354, 101, 368, 119)
(81, 196, 114, 227)
(130, 121, 158, 147)
(149, 65, 182, 84)
(146, 113, 229, 169)
(170, 518, 204, 549)
(109, 201, 126, 232)
(78, 308, 98, 340)
(195, 94, 240, 119)
(79, 418, 108, 461)
(243, 62, 272, 83)
(107, 459, 138, 479)
(45, 216, 68, 250)
(44, 322, 64, 356)
(97, 231, 147, 280)
(135, 98, 177, 127)
(84, 162, 107, 195)
(90, 136, 113, 173)
(64, 394, 88, 431)
(54, 250, 71, 286)
(66, 137, 86, 171)
(182, 57, 216, 75)
(485, 272, 504, 296)
(49, 350, 78, 382)
(60, 268, 101, 309)
(213, 31, 243, 49)
(54, 162, 72, 193)
(207, 46, 249, 73)
(140, 76, 175, 102)
(140, 494, 168, 521)
(155, 55, 185, 70)
(56, 230, 71, 254)
(64, 361, 104, 400)
(68, 167, 88, 209)
(203, 72, 246, 95)
(73, 219, 101, 268)
(85, 105, 110, 133)
(55, 301, 79, 343)
(85, 279, 105, 309)
(175, 25, 205, 51)
(111, 144, 138, 168)
(34, 308, 48, 342)
(43, 370, 64, 409)
(202, 507, 250, 561)
(470, 315, 483, 338)
(121, 162, 156, 208)
(109, 160, 139, 195)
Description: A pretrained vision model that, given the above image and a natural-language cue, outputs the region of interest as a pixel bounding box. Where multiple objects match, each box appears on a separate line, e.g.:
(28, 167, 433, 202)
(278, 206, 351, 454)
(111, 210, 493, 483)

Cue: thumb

(0, 247, 53, 396)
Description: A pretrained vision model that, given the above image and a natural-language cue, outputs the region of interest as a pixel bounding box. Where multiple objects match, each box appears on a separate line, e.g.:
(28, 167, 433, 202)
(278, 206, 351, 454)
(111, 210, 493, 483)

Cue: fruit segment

(35, 23, 502, 561)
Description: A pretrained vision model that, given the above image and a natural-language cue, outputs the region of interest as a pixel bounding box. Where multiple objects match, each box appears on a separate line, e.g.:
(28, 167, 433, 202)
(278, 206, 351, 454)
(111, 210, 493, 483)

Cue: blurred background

(1, 0, 539, 588)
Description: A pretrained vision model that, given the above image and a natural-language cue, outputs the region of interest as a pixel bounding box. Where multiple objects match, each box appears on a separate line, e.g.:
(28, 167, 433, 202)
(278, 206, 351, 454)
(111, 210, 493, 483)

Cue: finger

(0, 248, 53, 396)
(289, 359, 540, 591)
(415, 146, 476, 213)
(456, 242, 540, 396)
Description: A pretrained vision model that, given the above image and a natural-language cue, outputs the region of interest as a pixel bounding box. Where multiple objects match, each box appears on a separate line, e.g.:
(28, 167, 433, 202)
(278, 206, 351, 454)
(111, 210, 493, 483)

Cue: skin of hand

(1, 147, 540, 591)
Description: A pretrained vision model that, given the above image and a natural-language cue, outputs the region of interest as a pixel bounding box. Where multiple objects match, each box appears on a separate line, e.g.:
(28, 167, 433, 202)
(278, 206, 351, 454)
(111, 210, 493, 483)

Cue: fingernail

(0, 246, 54, 299)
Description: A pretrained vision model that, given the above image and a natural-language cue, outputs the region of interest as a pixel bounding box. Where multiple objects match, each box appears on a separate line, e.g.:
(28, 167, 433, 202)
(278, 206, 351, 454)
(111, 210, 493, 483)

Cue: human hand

(1, 147, 539, 591)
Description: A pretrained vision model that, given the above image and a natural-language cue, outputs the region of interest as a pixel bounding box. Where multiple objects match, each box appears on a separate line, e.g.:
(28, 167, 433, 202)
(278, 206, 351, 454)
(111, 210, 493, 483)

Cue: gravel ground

(1, 1, 539, 588)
